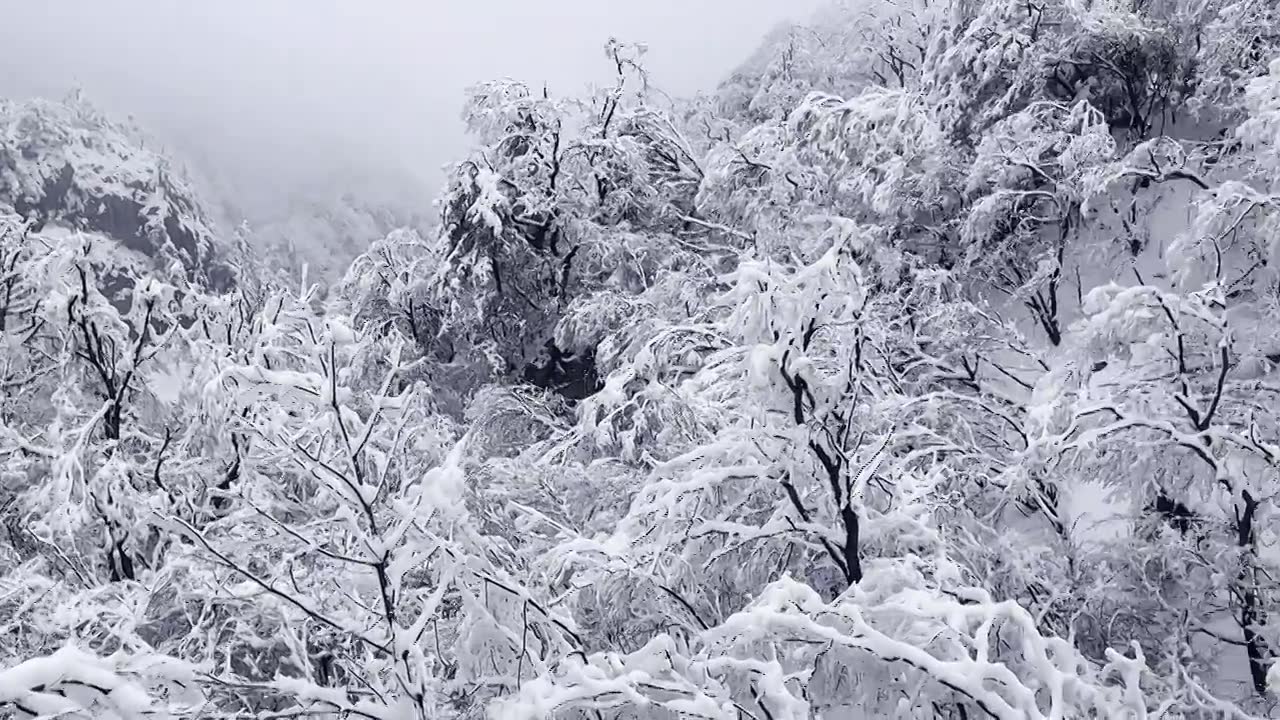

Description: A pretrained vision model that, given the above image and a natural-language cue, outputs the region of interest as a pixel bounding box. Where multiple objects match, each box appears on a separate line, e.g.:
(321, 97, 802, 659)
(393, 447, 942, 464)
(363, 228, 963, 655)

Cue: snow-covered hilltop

(0, 96, 235, 290)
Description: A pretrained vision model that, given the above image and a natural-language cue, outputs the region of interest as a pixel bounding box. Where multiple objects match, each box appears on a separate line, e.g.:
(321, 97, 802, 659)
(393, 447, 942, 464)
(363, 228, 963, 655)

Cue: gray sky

(0, 1, 821, 221)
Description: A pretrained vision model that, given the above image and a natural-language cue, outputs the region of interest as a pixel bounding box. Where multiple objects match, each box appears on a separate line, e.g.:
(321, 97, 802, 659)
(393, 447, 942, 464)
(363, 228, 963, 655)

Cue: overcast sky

(0, 1, 821, 220)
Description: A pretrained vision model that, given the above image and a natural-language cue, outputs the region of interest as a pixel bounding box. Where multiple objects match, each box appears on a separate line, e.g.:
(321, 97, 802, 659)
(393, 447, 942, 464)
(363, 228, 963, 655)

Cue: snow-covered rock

(0, 96, 235, 290)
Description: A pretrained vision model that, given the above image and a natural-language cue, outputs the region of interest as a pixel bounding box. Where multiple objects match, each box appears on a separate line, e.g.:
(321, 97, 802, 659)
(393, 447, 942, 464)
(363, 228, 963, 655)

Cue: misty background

(0, 1, 821, 229)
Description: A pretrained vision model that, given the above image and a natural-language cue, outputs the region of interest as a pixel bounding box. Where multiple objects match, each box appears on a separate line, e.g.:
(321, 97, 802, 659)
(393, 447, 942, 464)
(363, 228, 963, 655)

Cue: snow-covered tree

(8, 1, 1280, 717)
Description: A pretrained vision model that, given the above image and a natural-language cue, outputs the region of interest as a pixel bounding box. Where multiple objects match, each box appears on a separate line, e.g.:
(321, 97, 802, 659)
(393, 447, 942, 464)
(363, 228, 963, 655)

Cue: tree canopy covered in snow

(5, 0, 1280, 717)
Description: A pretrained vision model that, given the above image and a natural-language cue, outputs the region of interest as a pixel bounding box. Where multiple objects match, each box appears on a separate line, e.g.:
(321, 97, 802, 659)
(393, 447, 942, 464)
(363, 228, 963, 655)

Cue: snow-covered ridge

(0, 96, 234, 290)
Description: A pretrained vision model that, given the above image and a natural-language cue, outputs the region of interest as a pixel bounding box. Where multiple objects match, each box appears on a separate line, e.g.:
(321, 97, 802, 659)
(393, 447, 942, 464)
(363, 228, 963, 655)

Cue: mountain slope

(0, 96, 235, 290)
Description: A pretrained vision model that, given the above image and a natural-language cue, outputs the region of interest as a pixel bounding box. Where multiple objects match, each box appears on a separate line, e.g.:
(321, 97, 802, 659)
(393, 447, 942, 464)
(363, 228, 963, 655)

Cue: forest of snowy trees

(5, 0, 1280, 717)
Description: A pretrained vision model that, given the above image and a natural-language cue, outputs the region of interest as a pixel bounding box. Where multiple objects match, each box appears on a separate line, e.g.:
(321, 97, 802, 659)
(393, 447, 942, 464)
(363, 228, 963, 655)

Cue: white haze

(0, 1, 822, 225)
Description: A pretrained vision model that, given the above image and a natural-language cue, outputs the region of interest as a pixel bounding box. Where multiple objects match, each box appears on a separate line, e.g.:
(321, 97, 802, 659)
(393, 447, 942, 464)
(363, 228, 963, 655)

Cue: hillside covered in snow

(0, 97, 237, 291)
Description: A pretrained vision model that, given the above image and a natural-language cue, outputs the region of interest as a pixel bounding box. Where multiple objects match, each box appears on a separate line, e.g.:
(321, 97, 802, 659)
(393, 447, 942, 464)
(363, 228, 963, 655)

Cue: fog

(0, 1, 821, 223)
